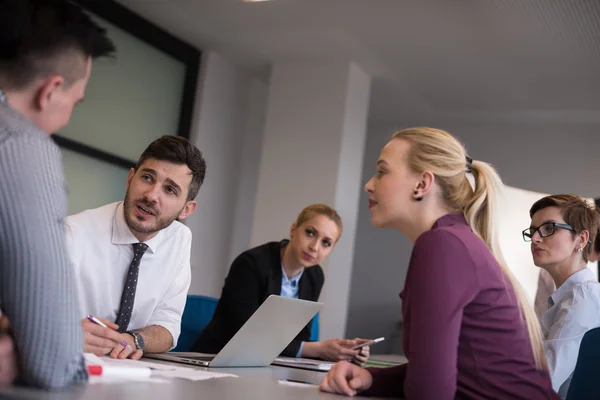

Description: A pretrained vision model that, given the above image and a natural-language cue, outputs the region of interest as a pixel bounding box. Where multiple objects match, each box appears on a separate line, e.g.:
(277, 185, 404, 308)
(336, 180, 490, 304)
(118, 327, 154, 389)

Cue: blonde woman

(193, 204, 371, 363)
(320, 128, 557, 399)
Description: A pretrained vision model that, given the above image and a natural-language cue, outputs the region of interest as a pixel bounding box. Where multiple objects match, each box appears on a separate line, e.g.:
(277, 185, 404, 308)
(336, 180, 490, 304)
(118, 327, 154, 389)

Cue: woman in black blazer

(193, 204, 370, 362)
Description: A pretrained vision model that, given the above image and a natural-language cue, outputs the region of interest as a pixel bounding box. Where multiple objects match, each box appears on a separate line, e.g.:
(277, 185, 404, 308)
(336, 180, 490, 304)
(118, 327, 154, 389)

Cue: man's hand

(320, 360, 373, 397)
(109, 333, 142, 360)
(0, 316, 17, 385)
(81, 317, 122, 356)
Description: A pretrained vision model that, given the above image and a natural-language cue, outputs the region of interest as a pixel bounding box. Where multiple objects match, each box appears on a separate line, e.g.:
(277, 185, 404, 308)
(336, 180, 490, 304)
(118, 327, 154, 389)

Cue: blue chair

(172, 294, 219, 352)
(310, 313, 319, 341)
(566, 327, 600, 399)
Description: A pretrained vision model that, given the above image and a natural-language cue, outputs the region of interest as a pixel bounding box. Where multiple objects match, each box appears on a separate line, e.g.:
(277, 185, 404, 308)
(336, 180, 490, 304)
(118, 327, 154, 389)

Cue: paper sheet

(88, 375, 170, 384)
(84, 353, 169, 384)
(84, 353, 108, 366)
(152, 368, 237, 381)
(98, 356, 176, 371)
(85, 354, 237, 382)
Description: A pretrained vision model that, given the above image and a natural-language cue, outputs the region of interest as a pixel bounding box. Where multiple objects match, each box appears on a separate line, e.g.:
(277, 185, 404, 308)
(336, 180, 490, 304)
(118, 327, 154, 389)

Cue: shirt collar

(111, 202, 161, 253)
(431, 212, 468, 229)
(279, 239, 304, 282)
(281, 264, 304, 284)
(549, 268, 595, 307)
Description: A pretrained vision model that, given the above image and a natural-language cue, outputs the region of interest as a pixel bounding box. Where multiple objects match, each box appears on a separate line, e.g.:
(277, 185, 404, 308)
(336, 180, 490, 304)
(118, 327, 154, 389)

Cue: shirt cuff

(296, 342, 305, 358)
(145, 320, 179, 349)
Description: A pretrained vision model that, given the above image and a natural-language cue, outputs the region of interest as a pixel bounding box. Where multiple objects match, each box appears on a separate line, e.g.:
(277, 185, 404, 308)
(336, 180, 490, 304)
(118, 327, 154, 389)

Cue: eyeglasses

(522, 222, 575, 242)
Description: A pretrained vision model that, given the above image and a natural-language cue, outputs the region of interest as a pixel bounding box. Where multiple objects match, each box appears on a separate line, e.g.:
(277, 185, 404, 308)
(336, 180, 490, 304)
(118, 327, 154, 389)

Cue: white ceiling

(117, 0, 600, 125)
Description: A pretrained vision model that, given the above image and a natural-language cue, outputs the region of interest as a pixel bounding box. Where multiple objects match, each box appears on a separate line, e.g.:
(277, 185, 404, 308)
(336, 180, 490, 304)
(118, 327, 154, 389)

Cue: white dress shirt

(65, 202, 191, 347)
(541, 267, 600, 399)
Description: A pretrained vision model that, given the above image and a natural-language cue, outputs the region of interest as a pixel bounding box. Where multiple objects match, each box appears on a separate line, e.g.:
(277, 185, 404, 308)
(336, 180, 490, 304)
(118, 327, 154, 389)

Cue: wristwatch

(127, 331, 145, 351)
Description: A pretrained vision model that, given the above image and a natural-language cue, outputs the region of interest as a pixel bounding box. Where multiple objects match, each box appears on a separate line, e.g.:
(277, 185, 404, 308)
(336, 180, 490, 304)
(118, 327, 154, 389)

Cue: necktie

(115, 243, 149, 333)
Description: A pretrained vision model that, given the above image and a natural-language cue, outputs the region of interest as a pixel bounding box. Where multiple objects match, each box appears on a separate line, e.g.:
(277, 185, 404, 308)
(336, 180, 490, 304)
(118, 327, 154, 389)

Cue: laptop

(145, 295, 323, 368)
(271, 356, 334, 372)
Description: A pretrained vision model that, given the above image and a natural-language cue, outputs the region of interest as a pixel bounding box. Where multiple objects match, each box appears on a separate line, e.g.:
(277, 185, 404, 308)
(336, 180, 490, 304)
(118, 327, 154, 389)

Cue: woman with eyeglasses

(524, 194, 600, 399)
(534, 227, 600, 318)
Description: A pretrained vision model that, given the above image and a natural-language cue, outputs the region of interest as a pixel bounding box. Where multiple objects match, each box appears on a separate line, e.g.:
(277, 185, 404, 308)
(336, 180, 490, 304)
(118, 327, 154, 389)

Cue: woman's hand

(320, 360, 373, 396)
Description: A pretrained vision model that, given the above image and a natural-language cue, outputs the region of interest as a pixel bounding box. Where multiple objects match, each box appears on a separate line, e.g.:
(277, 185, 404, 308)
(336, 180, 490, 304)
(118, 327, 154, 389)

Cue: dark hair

(135, 136, 206, 201)
(0, 0, 116, 89)
(529, 194, 600, 262)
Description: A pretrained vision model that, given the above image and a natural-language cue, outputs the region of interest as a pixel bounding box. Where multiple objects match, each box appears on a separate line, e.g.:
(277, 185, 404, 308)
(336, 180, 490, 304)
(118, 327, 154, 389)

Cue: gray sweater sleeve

(0, 130, 87, 388)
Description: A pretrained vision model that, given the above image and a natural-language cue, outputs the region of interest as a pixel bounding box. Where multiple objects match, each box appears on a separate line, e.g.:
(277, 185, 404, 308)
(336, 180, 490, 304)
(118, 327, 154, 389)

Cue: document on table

(84, 353, 169, 384)
(152, 368, 237, 381)
(84, 353, 238, 382)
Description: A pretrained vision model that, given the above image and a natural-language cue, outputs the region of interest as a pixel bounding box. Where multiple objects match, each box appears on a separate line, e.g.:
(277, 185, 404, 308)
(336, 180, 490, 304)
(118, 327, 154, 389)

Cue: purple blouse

(364, 213, 558, 399)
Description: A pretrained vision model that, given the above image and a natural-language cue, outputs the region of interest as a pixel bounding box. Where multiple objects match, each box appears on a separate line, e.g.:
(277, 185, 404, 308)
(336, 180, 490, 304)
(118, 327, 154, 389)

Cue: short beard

(123, 192, 182, 236)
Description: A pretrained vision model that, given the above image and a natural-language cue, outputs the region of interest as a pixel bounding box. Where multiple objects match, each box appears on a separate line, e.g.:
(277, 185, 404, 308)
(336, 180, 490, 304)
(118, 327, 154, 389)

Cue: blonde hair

(392, 127, 547, 370)
(294, 204, 343, 242)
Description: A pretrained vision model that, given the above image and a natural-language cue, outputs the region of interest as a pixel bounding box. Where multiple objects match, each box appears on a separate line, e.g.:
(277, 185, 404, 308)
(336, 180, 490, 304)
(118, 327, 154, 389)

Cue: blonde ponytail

(466, 161, 547, 370)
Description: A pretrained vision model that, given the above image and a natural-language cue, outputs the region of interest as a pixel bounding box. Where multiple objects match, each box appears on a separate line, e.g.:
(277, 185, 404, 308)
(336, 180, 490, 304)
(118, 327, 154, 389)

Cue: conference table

(0, 358, 396, 400)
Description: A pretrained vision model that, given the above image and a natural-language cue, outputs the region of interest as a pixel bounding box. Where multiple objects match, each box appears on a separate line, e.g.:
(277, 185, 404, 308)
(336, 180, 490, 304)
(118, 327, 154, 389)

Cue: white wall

(249, 61, 370, 339)
(321, 63, 371, 340)
(186, 52, 268, 297)
(346, 118, 600, 353)
(249, 61, 352, 247)
(228, 78, 269, 262)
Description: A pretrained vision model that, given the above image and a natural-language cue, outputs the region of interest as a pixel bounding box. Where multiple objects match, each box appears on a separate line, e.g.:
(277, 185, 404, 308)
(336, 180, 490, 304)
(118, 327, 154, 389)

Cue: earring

(578, 248, 583, 253)
(413, 191, 423, 202)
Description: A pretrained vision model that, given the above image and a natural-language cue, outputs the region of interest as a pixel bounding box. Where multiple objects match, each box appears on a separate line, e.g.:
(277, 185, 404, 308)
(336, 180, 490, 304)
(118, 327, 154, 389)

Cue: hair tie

(465, 156, 473, 173)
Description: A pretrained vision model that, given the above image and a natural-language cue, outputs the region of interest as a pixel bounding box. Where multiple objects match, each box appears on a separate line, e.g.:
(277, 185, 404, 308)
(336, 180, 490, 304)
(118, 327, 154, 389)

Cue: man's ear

(126, 168, 135, 191)
(177, 201, 197, 220)
(35, 75, 65, 111)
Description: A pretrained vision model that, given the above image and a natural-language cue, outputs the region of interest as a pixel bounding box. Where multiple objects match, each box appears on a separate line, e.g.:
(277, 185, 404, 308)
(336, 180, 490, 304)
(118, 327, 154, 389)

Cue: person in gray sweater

(0, 0, 115, 388)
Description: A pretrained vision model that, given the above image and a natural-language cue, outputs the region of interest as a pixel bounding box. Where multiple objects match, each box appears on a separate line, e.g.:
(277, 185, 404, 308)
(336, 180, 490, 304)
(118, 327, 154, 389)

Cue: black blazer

(192, 240, 324, 357)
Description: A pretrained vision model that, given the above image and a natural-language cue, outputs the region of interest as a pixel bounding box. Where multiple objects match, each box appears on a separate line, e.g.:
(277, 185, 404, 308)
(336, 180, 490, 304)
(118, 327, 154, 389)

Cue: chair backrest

(310, 313, 319, 341)
(172, 294, 219, 352)
(566, 327, 600, 400)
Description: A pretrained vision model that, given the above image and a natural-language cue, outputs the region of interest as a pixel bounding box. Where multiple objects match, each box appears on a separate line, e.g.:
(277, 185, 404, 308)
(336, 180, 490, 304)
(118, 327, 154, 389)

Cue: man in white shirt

(66, 135, 206, 360)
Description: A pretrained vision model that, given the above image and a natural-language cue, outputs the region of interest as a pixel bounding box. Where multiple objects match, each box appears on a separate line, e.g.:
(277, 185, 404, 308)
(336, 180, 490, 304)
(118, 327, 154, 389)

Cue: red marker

(87, 365, 151, 378)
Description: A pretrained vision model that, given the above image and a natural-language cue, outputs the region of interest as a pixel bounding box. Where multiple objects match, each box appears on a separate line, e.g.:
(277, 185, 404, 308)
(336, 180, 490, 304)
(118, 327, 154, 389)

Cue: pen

(86, 315, 131, 349)
(278, 379, 317, 386)
(86, 314, 108, 328)
(352, 337, 385, 350)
